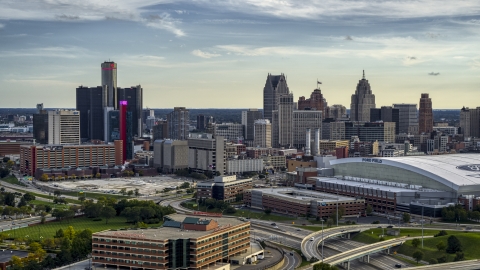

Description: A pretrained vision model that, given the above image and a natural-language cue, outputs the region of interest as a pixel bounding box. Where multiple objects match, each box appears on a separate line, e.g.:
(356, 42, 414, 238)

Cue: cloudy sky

(1, 0, 479, 109)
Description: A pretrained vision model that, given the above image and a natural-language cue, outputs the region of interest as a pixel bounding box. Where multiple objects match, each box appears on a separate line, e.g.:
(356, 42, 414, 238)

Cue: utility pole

(336, 192, 339, 227)
(421, 205, 424, 248)
(321, 218, 324, 263)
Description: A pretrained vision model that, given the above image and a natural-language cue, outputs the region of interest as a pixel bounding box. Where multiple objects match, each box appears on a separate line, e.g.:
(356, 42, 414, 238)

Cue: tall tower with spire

(263, 73, 289, 122)
(350, 70, 376, 122)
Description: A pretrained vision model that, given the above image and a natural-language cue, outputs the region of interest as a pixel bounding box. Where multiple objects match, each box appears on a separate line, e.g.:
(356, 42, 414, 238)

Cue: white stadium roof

(330, 154, 480, 190)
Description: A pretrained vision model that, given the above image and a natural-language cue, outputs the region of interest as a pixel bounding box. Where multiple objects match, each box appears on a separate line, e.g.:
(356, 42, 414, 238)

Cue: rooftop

(94, 214, 248, 240)
(313, 177, 442, 193)
(252, 188, 359, 203)
(330, 154, 480, 189)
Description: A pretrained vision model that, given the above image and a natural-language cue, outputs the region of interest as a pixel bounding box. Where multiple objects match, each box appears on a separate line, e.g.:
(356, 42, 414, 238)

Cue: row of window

(94, 257, 166, 267)
(93, 244, 166, 254)
(94, 238, 165, 247)
(193, 236, 249, 258)
(94, 250, 166, 260)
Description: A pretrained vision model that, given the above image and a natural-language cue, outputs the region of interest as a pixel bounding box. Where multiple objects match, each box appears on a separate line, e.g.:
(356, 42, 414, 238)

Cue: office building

(101, 61, 117, 108)
(298, 88, 327, 119)
(318, 140, 350, 152)
(241, 109, 262, 141)
(263, 74, 290, 122)
(350, 71, 376, 122)
(167, 107, 189, 140)
(460, 107, 480, 138)
(272, 93, 294, 148)
(370, 106, 400, 134)
(76, 86, 108, 141)
(117, 85, 143, 137)
(328, 105, 347, 120)
(292, 110, 322, 149)
(47, 110, 80, 145)
(106, 109, 133, 160)
(153, 139, 189, 173)
(419, 93, 433, 134)
(330, 121, 346, 140)
(92, 214, 250, 270)
(142, 109, 154, 124)
(153, 120, 168, 141)
(188, 134, 226, 175)
(213, 123, 244, 142)
(20, 144, 120, 177)
(244, 188, 364, 218)
(345, 122, 395, 143)
(226, 158, 263, 175)
(253, 119, 271, 148)
(33, 110, 48, 144)
(196, 114, 206, 131)
(393, 104, 418, 134)
(197, 175, 253, 202)
(145, 116, 156, 130)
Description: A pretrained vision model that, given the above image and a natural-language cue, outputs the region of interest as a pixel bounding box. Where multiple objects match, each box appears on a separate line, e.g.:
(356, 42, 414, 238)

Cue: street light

(321, 218, 325, 263)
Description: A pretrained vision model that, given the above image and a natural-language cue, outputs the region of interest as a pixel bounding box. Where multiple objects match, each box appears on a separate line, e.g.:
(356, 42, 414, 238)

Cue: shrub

(92, 218, 102, 221)
(428, 258, 438, 264)
(437, 255, 447, 263)
(372, 220, 380, 224)
(434, 230, 448, 237)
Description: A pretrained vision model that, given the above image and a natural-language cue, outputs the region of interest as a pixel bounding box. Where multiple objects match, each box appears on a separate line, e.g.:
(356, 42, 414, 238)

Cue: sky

(0, 1, 479, 109)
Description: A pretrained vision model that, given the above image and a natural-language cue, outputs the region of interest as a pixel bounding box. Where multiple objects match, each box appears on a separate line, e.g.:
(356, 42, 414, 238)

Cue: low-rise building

(92, 214, 250, 270)
(244, 188, 365, 218)
(197, 175, 253, 203)
(261, 155, 286, 170)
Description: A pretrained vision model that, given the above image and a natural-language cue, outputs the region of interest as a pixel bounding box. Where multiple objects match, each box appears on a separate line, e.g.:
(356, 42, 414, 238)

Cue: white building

(226, 158, 264, 174)
(48, 110, 80, 145)
(292, 110, 322, 149)
(213, 123, 244, 142)
(253, 119, 271, 148)
(188, 133, 226, 175)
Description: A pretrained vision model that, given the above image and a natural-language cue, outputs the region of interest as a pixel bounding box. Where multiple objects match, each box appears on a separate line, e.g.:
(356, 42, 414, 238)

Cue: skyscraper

(350, 70, 376, 122)
(241, 109, 262, 141)
(167, 107, 189, 140)
(328, 105, 347, 120)
(253, 119, 271, 148)
(76, 86, 108, 141)
(370, 106, 400, 134)
(117, 85, 143, 137)
(418, 93, 433, 134)
(263, 74, 289, 122)
(298, 88, 327, 119)
(393, 104, 418, 134)
(33, 108, 48, 144)
(272, 93, 294, 148)
(48, 110, 80, 145)
(101, 61, 117, 108)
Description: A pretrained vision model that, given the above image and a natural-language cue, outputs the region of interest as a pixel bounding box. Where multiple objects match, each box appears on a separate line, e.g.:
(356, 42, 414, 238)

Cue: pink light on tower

(119, 100, 127, 162)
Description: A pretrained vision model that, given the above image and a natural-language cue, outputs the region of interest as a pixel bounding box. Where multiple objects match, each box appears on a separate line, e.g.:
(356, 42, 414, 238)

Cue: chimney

(314, 128, 320, 156)
(305, 128, 311, 156)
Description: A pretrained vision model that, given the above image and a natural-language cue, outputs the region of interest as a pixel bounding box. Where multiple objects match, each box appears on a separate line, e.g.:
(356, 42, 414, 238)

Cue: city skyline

(1, 1, 480, 109)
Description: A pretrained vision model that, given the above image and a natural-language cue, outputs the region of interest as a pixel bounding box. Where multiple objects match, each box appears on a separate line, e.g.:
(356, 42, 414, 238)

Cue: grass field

(0, 175, 26, 186)
(29, 200, 69, 210)
(60, 190, 130, 200)
(6, 216, 161, 241)
(351, 228, 439, 244)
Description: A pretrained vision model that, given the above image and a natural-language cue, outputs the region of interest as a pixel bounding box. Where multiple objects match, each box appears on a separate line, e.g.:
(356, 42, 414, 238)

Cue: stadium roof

(330, 154, 480, 190)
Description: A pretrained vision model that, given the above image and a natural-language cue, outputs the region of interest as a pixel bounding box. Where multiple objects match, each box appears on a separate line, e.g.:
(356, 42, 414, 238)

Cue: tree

(120, 188, 127, 196)
(10, 255, 23, 268)
(23, 193, 36, 201)
(95, 172, 101, 178)
(313, 262, 338, 270)
(436, 241, 446, 251)
(264, 208, 272, 215)
(411, 238, 421, 248)
(127, 190, 134, 196)
(134, 188, 140, 197)
(101, 206, 116, 224)
(41, 238, 56, 250)
(64, 226, 76, 240)
(412, 250, 424, 263)
(326, 218, 334, 227)
(366, 205, 373, 215)
(17, 197, 27, 207)
(402, 212, 411, 223)
(428, 258, 438, 265)
(454, 252, 465, 262)
(446, 235, 462, 254)
(434, 230, 448, 237)
(53, 191, 61, 197)
(28, 242, 42, 252)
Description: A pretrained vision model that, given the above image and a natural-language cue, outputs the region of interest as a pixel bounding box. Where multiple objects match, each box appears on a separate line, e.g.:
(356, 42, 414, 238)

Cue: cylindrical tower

(305, 128, 311, 156)
(314, 128, 320, 156)
(101, 61, 117, 108)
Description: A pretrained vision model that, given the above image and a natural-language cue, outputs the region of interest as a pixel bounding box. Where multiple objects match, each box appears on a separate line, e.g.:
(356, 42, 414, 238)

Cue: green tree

(17, 197, 27, 207)
(454, 252, 465, 262)
(264, 208, 272, 215)
(402, 212, 411, 223)
(134, 188, 140, 197)
(446, 235, 462, 254)
(326, 218, 334, 227)
(53, 190, 61, 197)
(313, 262, 339, 270)
(127, 190, 134, 196)
(23, 193, 36, 201)
(95, 172, 101, 178)
(411, 238, 421, 248)
(436, 241, 446, 251)
(366, 205, 373, 215)
(412, 250, 424, 263)
(101, 206, 116, 224)
(120, 188, 127, 196)
(428, 258, 438, 265)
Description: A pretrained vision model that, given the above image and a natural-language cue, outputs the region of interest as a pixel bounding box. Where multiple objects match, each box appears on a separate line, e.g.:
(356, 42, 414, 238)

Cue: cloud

(408, 56, 416, 60)
(345, 35, 353, 41)
(0, 23, 4, 29)
(0, 46, 89, 59)
(428, 72, 440, 76)
(0, 0, 184, 36)
(191, 49, 221, 58)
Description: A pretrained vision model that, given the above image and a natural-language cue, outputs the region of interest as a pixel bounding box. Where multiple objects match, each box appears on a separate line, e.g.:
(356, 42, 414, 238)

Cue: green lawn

(29, 200, 69, 210)
(60, 190, 130, 200)
(0, 175, 26, 186)
(351, 228, 440, 244)
(6, 216, 161, 241)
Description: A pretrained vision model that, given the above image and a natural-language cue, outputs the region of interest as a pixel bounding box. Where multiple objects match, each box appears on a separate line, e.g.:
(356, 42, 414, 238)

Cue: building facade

(263, 74, 289, 123)
(76, 86, 108, 141)
(33, 111, 48, 144)
(370, 106, 400, 135)
(328, 105, 347, 120)
(101, 61, 117, 108)
(292, 110, 322, 149)
(297, 89, 327, 119)
(213, 123, 244, 142)
(226, 158, 263, 175)
(418, 93, 433, 134)
(393, 104, 418, 134)
(117, 85, 143, 137)
(47, 110, 80, 145)
(344, 122, 395, 143)
(197, 175, 253, 202)
(167, 107, 190, 140)
(92, 214, 250, 270)
(272, 93, 294, 148)
(188, 134, 226, 175)
(253, 119, 271, 148)
(350, 71, 376, 122)
(241, 109, 262, 141)
(153, 139, 189, 173)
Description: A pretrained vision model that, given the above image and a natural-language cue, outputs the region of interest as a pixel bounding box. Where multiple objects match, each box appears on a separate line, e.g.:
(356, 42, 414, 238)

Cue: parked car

(395, 264, 402, 268)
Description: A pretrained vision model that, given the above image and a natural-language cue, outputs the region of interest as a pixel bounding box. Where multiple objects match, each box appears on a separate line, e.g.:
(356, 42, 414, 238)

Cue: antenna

(362, 70, 365, 79)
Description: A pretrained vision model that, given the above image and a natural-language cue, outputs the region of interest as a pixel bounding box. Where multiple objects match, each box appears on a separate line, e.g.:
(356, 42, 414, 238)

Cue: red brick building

(298, 89, 327, 119)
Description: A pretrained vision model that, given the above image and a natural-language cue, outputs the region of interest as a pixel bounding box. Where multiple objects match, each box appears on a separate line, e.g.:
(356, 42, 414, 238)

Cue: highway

(412, 259, 480, 270)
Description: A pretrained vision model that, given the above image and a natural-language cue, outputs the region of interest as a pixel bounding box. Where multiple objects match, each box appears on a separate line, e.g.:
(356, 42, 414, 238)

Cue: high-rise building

(241, 109, 262, 140)
(393, 103, 418, 134)
(142, 109, 154, 123)
(350, 70, 376, 122)
(213, 123, 244, 141)
(272, 93, 294, 148)
(460, 107, 480, 138)
(167, 107, 189, 140)
(328, 105, 347, 120)
(370, 106, 400, 134)
(47, 110, 80, 145)
(76, 86, 108, 141)
(419, 93, 433, 134)
(196, 114, 206, 131)
(298, 88, 327, 119)
(344, 122, 395, 143)
(253, 119, 271, 148)
(117, 85, 143, 137)
(153, 120, 168, 140)
(33, 109, 48, 144)
(292, 110, 322, 149)
(188, 133, 226, 175)
(263, 74, 289, 122)
(101, 61, 117, 108)
(106, 109, 133, 161)
(330, 121, 346, 140)
(460, 107, 471, 137)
